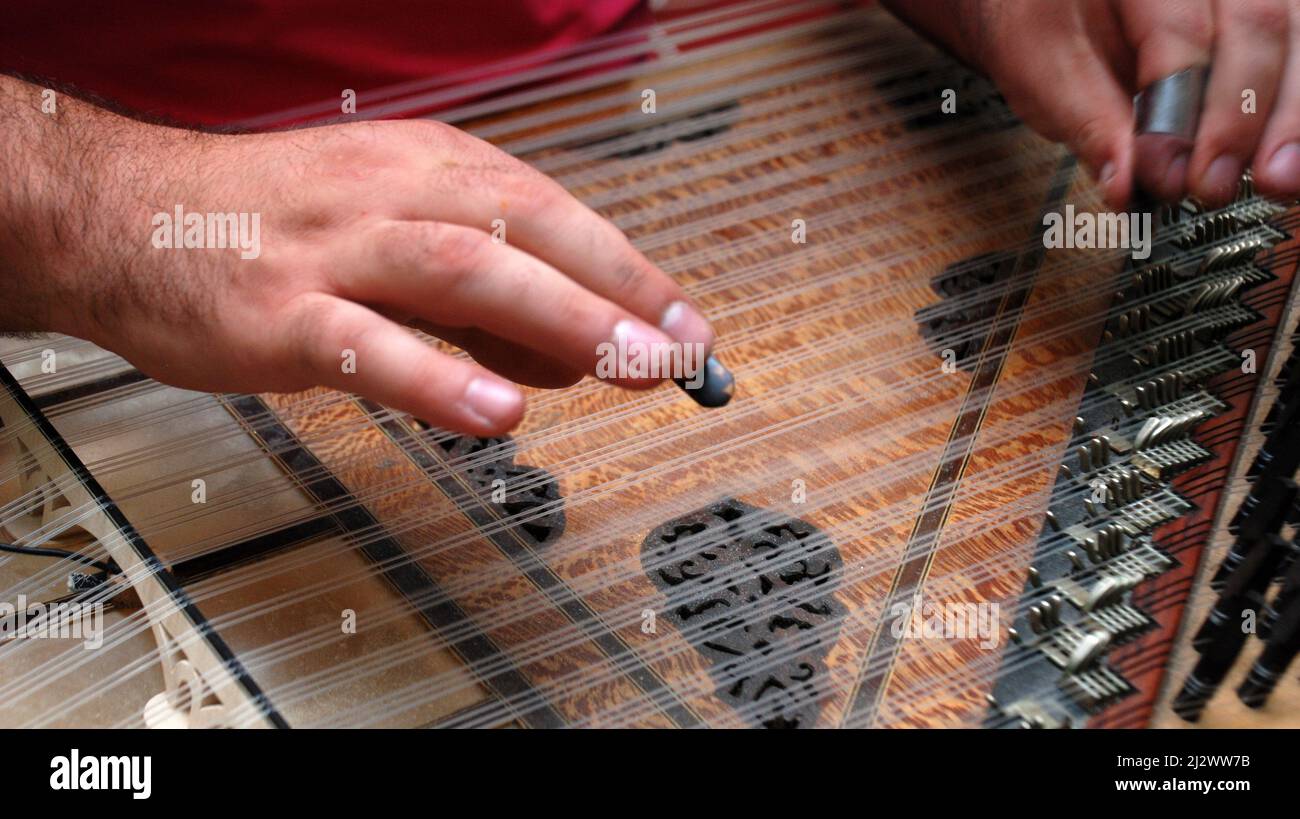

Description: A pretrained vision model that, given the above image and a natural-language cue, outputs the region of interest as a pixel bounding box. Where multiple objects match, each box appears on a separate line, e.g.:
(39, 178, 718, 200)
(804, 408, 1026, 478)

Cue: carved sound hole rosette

(915, 251, 1017, 371)
(143, 621, 230, 729)
(435, 434, 566, 547)
(641, 498, 845, 728)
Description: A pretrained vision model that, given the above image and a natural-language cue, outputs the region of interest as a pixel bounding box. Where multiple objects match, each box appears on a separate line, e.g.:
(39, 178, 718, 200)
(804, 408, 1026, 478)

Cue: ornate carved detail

(641, 498, 845, 728)
(143, 621, 232, 729)
(435, 434, 566, 547)
(0, 433, 95, 548)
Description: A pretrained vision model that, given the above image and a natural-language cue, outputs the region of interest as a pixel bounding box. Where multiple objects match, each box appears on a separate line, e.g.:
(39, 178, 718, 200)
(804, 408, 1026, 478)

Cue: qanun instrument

(2, 0, 1299, 729)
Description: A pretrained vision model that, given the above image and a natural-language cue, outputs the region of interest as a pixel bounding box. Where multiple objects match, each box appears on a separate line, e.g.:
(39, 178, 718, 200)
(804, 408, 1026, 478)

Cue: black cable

(0, 541, 116, 574)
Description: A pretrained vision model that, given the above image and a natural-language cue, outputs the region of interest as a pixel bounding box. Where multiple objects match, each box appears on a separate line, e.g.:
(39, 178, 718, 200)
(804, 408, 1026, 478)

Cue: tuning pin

(1217, 478, 1300, 589)
(1236, 405, 1300, 526)
(1238, 556, 1300, 709)
(1085, 535, 1102, 563)
(1094, 438, 1109, 466)
(1107, 478, 1122, 509)
(1182, 535, 1295, 720)
(1172, 673, 1216, 722)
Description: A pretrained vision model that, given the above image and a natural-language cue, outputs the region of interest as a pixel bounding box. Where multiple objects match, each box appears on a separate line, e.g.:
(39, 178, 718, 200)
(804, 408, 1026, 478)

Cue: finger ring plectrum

(1134, 66, 1209, 142)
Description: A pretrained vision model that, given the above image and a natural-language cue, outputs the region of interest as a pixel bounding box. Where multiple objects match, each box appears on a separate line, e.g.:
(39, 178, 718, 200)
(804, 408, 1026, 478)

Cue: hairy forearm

(1, 74, 114, 334)
(0, 74, 206, 340)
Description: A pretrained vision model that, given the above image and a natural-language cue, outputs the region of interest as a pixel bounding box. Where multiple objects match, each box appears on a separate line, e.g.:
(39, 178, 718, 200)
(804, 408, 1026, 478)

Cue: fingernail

(460, 377, 523, 429)
(1264, 143, 1300, 191)
(1201, 154, 1242, 201)
(609, 317, 676, 382)
(659, 300, 715, 352)
(1163, 152, 1189, 199)
(615, 317, 675, 350)
(1099, 161, 1116, 187)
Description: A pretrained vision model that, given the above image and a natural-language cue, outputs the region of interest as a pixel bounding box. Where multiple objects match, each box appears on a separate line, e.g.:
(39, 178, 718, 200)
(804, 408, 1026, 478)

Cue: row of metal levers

(989, 179, 1295, 728)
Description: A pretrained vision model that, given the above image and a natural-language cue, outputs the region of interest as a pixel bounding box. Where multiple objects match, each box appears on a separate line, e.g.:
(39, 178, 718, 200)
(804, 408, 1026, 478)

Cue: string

(2, 0, 1297, 729)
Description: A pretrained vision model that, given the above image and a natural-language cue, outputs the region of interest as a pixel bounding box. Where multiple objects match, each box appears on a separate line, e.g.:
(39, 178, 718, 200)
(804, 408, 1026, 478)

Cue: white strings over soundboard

(1, 0, 1295, 729)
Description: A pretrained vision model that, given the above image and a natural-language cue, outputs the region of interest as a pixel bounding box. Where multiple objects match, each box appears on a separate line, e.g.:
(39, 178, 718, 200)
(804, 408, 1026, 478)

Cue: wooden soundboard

(1, 2, 1294, 728)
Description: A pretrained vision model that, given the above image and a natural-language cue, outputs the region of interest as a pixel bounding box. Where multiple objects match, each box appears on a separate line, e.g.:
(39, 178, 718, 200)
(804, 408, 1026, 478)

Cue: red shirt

(0, 1, 648, 127)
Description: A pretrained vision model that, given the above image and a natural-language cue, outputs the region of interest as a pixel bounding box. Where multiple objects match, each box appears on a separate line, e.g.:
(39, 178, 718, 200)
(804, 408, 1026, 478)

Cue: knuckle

(1200, 122, 1256, 157)
(609, 254, 652, 302)
(506, 261, 543, 305)
(1230, 0, 1290, 34)
(549, 283, 599, 333)
(595, 222, 658, 301)
(278, 293, 340, 376)
(375, 221, 487, 285)
(401, 118, 466, 148)
(511, 170, 567, 216)
(1200, 109, 1268, 155)
(611, 246, 684, 315)
(403, 351, 456, 404)
(1066, 113, 1112, 159)
(422, 223, 488, 287)
(1161, 11, 1214, 51)
(370, 221, 418, 270)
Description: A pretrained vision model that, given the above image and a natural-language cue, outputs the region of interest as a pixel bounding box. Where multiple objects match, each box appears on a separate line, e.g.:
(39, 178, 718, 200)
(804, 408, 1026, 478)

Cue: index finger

(395, 123, 717, 353)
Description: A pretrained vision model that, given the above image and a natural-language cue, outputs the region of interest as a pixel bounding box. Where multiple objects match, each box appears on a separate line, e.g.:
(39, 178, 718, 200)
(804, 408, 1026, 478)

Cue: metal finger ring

(1134, 66, 1209, 141)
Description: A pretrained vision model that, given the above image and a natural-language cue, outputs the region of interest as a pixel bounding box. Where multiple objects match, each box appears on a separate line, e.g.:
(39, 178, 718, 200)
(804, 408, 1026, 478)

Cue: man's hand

(886, 0, 1300, 209)
(0, 75, 714, 435)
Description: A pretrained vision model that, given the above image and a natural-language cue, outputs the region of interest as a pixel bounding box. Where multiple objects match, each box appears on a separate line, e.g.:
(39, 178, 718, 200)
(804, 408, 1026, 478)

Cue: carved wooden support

(0, 386, 273, 729)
